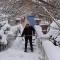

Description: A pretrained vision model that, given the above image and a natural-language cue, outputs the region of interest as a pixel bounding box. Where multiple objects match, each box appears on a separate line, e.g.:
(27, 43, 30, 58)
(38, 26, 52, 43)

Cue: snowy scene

(0, 0, 60, 60)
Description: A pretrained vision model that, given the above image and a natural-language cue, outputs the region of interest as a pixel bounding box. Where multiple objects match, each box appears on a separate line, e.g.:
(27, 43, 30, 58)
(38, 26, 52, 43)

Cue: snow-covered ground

(0, 20, 40, 60)
(0, 20, 60, 60)
(0, 49, 39, 60)
(0, 36, 40, 60)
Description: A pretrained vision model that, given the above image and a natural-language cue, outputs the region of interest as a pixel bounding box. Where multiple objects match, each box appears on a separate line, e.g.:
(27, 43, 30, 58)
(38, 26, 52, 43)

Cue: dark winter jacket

(21, 26, 35, 37)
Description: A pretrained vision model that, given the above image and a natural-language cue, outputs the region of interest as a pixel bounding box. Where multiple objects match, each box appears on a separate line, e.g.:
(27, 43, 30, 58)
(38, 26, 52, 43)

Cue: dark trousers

(25, 36, 33, 51)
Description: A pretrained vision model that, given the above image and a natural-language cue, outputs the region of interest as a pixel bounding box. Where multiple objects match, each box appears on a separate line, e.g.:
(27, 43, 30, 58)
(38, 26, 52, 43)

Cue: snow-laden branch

(34, 0, 60, 29)
(42, 6, 60, 29)
(39, 0, 55, 8)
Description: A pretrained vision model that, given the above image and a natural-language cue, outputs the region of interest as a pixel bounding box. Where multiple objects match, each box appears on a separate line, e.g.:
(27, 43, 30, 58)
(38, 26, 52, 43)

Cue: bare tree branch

(42, 6, 60, 29)
(39, 0, 59, 9)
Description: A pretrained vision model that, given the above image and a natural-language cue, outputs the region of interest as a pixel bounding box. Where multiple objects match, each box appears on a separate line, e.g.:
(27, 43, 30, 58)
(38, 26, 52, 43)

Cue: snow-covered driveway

(0, 37, 40, 60)
(0, 49, 39, 60)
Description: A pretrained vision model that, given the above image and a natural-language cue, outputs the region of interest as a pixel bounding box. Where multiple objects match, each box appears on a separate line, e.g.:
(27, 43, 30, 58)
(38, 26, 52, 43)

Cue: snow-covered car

(0, 34, 7, 51)
(1, 22, 11, 35)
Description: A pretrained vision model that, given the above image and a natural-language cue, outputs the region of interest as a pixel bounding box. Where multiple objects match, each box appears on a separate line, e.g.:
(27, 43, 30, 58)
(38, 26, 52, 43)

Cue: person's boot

(24, 49, 27, 52)
(31, 50, 33, 52)
(31, 49, 33, 52)
(24, 50, 27, 52)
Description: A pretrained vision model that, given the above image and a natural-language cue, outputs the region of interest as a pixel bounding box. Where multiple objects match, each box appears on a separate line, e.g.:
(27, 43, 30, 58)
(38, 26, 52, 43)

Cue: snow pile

(0, 34, 7, 45)
(0, 29, 8, 45)
(34, 25, 43, 37)
(42, 40, 60, 60)
(34, 25, 50, 39)
(50, 21, 59, 28)
(2, 22, 10, 31)
(47, 21, 59, 37)
(56, 35, 60, 41)
(47, 21, 60, 46)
